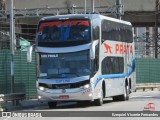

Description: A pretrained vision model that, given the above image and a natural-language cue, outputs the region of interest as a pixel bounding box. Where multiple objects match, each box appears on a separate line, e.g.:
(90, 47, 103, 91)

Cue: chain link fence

(135, 32, 160, 89)
(135, 33, 160, 58)
(0, 50, 37, 98)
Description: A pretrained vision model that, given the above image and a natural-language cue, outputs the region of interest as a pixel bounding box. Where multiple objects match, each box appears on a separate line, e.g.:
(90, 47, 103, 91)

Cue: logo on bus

(104, 43, 113, 54)
(104, 42, 133, 55)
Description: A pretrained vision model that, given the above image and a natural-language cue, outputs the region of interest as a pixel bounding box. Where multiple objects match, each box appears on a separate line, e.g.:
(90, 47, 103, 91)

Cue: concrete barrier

(136, 83, 160, 92)
(0, 93, 25, 106)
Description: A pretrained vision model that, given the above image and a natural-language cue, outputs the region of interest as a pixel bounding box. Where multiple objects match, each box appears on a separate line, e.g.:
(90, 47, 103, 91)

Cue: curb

(2, 101, 47, 112)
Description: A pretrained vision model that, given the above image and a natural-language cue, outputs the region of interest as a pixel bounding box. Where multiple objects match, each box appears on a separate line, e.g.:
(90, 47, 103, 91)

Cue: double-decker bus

(27, 14, 136, 108)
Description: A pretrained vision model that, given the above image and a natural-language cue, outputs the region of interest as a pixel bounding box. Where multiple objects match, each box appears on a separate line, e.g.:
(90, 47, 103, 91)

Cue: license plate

(59, 95, 69, 99)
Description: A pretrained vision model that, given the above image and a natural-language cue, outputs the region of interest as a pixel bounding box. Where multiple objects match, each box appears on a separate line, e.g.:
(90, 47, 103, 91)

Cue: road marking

(130, 95, 153, 98)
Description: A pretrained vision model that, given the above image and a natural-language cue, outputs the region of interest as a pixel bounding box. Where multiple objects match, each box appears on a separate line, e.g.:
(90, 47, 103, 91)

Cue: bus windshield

(38, 50, 91, 78)
(37, 20, 90, 42)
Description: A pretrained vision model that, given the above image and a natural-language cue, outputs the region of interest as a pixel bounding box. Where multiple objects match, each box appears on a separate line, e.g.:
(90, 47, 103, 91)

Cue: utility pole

(155, 0, 159, 58)
(146, 27, 150, 57)
(116, 0, 122, 19)
(10, 0, 15, 95)
(91, 0, 94, 13)
(84, 0, 86, 14)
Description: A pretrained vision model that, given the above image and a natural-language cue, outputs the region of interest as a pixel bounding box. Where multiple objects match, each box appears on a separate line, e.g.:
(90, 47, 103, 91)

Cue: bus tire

(112, 96, 120, 101)
(48, 101, 57, 108)
(119, 85, 130, 101)
(94, 90, 103, 106)
(77, 101, 91, 106)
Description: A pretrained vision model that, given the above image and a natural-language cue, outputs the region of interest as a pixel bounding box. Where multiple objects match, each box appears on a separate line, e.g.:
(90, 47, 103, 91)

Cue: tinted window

(101, 57, 124, 74)
(39, 50, 91, 78)
(101, 20, 133, 43)
(37, 20, 91, 47)
(92, 18, 100, 40)
(95, 44, 99, 71)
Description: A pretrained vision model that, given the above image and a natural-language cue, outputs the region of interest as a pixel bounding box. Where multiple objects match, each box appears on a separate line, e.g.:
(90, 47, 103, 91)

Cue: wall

(5, 0, 155, 11)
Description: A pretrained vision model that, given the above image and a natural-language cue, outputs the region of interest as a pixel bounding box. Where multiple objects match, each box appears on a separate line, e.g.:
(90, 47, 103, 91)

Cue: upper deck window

(101, 20, 133, 43)
(37, 20, 91, 47)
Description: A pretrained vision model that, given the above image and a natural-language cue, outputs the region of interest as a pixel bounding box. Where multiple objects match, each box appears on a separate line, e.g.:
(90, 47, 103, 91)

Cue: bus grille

(39, 80, 89, 89)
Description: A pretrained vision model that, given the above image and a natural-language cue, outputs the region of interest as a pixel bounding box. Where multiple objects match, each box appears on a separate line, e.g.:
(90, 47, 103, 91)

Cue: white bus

(27, 14, 136, 108)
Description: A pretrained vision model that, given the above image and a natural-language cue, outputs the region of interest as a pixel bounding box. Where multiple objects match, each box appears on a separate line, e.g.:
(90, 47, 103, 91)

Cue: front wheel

(48, 101, 57, 108)
(94, 90, 103, 106)
(112, 96, 120, 101)
(119, 85, 130, 101)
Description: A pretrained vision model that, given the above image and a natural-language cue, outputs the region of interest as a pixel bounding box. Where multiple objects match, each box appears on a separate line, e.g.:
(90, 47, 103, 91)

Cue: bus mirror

(27, 44, 36, 62)
(90, 40, 98, 59)
(101, 39, 105, 43)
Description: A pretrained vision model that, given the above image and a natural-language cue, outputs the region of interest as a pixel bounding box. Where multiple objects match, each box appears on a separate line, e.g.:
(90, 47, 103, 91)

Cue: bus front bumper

(37, 87, 93, 102)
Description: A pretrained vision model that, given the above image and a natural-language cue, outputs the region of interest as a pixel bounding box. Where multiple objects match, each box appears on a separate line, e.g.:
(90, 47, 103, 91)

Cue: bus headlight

(84, 84, 90, 89)
(38, 96, 42, 99)
(38, 86, 46, 91)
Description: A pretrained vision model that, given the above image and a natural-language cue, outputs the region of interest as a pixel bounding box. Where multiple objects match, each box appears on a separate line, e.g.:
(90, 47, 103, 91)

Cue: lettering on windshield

(37, 20, 90, 42)
(41, 54, 58, 58)
(56, 79, 70, 84)
(39, 20, 89, 31)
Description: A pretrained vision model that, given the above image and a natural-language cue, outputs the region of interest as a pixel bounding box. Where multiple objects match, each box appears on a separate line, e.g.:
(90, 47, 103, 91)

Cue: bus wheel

(94, 90, 103, 106)
(77, 101, 91, 106)
(48, 101, 57, 108)
(112, 96, 120, 101)
(119, 85, 130, 101)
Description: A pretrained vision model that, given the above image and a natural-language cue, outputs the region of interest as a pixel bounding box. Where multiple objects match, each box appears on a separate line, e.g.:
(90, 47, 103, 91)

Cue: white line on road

(130, 95, 153, 98)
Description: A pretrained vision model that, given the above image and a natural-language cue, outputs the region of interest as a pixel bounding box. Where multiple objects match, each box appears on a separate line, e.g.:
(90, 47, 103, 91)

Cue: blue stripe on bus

(94, 56, 136, 88)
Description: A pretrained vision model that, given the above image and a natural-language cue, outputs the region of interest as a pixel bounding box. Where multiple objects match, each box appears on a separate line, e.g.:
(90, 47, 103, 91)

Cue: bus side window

(92, 18, 100, 41)
(102, 57, 124, 75)
(92, 18, 100, 73)
(95, 44, 99, 72)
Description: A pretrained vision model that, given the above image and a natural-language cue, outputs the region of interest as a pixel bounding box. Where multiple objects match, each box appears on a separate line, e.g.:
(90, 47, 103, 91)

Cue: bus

(27, 14, 136, 108)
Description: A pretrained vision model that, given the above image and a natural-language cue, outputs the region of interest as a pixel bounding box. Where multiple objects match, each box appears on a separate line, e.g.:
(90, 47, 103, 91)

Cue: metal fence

(0, 50, 36, 99)
(136, 58, 160, 83)
(135, 33, 160, 58)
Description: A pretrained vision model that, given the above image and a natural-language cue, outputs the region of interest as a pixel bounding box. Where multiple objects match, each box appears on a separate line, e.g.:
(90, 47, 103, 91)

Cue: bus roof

(99, 15, 132, 26)
(40, 14, 132, 26)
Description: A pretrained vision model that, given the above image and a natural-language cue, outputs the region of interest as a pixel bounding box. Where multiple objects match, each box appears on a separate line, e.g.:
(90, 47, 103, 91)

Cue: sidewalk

(1, 99, 47, 111)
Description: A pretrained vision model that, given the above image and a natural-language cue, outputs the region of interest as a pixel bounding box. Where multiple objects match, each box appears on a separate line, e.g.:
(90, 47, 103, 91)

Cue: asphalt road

(2, 91, 160, 120)
(29, 91, 160, 111)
